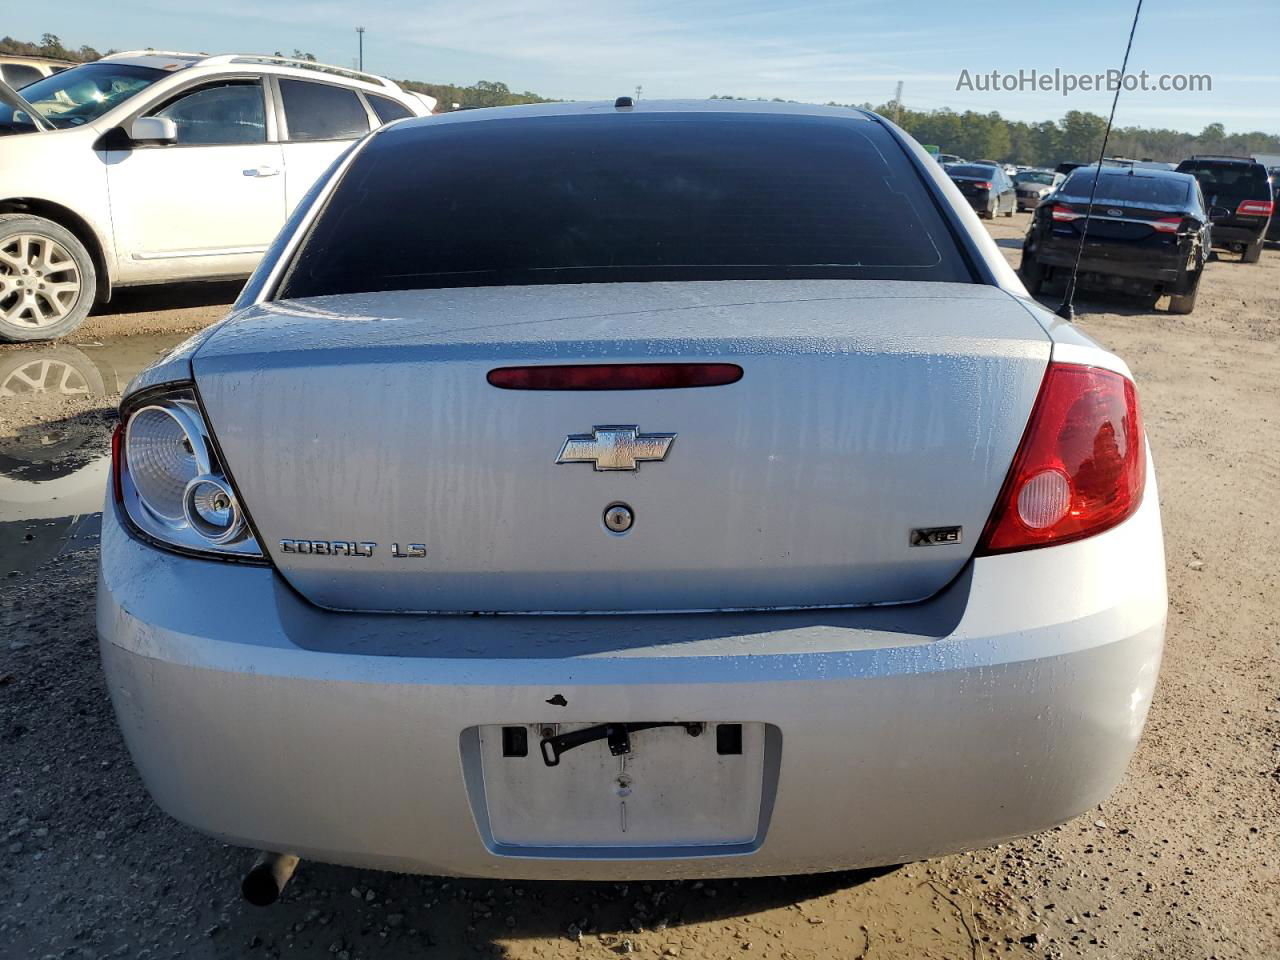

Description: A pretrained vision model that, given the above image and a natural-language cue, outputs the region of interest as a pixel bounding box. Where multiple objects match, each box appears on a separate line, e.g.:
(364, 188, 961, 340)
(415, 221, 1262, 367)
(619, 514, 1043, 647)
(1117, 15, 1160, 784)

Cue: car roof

(1069, 164, 1195, 183)
(1179, 155, 1262, 167)
(97, 51, 207, 70)
(98, 51, 403, 92)
(384, 98, 878, 133)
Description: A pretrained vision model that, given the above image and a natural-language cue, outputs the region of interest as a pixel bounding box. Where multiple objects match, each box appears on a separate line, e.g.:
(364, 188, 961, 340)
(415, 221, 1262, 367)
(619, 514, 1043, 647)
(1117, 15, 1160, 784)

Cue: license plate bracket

(470, 721, 769, 850)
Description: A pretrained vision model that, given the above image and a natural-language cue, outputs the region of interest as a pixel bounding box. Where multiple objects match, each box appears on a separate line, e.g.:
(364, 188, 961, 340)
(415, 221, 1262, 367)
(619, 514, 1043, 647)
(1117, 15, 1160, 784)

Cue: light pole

(355, 26, 365, 71)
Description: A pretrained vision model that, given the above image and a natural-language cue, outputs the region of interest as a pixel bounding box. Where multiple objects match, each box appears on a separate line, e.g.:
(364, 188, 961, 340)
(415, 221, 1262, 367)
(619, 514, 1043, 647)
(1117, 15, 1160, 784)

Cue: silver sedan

(98, 100, 1166, 890)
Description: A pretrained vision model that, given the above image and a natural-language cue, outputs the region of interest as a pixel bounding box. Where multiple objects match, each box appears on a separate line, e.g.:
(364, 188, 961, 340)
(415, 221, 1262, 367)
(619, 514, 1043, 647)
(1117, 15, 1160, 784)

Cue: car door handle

(242, 166, 280, 178)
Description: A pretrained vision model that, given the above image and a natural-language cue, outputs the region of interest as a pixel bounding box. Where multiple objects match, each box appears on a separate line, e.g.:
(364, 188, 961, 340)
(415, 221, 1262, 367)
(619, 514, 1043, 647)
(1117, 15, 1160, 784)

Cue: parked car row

(2, 56, 1276, 340)
(0, 50, 434, 341)
(1016, 154, 1276, 315)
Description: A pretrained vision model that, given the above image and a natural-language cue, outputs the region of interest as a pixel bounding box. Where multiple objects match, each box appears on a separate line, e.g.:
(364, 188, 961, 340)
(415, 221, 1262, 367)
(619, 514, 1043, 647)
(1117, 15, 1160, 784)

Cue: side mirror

(129, 116, 177, 143)
(1208, 205, 1231, 222)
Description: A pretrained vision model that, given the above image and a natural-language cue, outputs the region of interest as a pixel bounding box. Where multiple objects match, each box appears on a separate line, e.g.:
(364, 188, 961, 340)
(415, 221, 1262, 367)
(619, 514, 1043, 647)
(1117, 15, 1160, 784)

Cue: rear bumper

(98, 483, 1166, 880)
(1032, 238, 1185, 285)
(1211, 223, 1265, 247)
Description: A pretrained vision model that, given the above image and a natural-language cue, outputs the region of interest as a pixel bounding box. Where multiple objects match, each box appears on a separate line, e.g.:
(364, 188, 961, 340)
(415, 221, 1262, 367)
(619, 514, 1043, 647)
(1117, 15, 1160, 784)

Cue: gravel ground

(1, 217, 1277, 959)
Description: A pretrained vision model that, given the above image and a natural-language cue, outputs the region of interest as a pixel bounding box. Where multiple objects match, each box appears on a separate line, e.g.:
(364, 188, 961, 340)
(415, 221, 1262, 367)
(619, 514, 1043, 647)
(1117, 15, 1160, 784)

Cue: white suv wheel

(0, 216, 96, 342)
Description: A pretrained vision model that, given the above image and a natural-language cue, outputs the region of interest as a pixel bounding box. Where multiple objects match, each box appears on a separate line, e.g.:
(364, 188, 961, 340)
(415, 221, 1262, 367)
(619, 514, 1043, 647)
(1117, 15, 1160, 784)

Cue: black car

(1268, 168, 1280, 242)
(1174, 155, 1273, 262)
(947, 163, 1016, 218)
(1019, 165, 1212, 314)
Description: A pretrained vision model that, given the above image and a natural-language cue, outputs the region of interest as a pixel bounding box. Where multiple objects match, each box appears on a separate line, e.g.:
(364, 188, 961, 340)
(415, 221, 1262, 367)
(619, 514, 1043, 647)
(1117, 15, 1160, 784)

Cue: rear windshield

(948, 164, 997, 179)
(1175, 161, 1269, 196)
(278, 112, 973, 298)
(1015, 171, 1055, 186)
(1060, 170, 1190, 207)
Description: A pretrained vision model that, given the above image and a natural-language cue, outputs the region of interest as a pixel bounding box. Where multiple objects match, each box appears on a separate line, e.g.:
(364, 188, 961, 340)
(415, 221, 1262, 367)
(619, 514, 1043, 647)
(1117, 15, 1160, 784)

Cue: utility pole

(356, 26, 365, 71)
(635, 84, 642, 101)
(893, 80, 903, 124)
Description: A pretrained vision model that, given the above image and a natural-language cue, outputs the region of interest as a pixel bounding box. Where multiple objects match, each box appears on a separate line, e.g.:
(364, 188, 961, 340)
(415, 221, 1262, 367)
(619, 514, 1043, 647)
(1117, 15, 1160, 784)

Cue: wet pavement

(0, 332, 193, 578)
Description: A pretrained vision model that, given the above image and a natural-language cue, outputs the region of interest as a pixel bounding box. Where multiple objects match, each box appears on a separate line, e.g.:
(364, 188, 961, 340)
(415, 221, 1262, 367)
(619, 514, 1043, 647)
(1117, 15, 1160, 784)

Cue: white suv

(0, 51, 433, 341)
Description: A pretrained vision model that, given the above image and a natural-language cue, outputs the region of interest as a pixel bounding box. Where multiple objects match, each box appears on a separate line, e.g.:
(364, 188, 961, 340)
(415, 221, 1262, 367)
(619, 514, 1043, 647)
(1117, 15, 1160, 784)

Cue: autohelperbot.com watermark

(956, 68, 1211, 96)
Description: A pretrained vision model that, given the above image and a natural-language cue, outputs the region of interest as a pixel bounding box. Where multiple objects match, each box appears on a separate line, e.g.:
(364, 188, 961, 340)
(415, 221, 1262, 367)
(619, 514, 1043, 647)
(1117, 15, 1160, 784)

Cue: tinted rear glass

(279, 113, 972, 298)
(1061, 170, 1190, 207)
(279, 79, 370, 141)
(1175, 161, 1269, 195)
(948, 164, 997, 179)
(368, 94, 413, 123)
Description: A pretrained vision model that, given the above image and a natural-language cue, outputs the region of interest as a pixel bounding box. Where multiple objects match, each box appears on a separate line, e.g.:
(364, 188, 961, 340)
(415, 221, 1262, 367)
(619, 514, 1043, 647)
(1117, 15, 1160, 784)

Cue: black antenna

(1056, 0, 1146, 321)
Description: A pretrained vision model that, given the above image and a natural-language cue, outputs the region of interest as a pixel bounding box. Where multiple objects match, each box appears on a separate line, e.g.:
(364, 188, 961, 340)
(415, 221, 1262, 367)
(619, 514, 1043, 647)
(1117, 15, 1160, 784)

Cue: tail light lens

(112, 385, 263, 559)
(1151, 216, 1183, 233)
(1052, 203, 1081, 222)
(977, 363, 1145, 554)
(1236, 199, 1274, 217)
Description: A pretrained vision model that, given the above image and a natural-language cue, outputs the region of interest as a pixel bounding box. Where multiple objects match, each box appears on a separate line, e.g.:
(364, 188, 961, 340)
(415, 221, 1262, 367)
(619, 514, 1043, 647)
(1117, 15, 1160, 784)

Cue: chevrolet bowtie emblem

(556, 426, 676, 471)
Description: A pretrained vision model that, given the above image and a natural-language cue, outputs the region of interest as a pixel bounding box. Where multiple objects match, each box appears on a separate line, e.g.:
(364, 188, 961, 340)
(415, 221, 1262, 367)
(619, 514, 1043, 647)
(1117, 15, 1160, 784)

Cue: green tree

(1058, 110, 1109, 164)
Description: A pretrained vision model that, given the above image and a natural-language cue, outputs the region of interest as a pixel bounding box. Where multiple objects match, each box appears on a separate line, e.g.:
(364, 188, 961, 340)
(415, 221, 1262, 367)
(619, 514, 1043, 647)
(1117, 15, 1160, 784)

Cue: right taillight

(977, 362, 1145, 554)
(1237, 199, 1274, 217)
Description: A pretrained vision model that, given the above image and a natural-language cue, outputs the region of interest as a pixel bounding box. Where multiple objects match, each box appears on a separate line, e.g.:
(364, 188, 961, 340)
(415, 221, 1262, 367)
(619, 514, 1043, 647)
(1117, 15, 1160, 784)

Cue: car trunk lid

(194, 280, 1051, 613)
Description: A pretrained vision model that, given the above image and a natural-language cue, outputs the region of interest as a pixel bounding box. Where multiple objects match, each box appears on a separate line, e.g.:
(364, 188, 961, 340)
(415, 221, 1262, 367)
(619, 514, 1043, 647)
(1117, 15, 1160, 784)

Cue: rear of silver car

(97, 103, 1165, 879)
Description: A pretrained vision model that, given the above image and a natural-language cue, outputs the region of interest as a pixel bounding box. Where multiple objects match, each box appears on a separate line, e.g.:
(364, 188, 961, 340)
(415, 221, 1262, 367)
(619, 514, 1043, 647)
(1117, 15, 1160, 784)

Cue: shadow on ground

(92, 280, 246, 316)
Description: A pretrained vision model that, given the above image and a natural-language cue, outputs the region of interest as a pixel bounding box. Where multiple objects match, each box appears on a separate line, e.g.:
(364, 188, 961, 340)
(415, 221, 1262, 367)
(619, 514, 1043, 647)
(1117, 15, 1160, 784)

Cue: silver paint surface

(97, 472, 1166, 879)
(192, 280, 1052, 613)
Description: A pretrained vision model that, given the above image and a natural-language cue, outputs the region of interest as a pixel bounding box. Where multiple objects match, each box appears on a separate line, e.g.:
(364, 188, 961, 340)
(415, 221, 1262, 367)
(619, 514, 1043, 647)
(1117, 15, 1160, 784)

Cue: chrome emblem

(557, 426, 675, 471)
(1106, 207, 1124, 217)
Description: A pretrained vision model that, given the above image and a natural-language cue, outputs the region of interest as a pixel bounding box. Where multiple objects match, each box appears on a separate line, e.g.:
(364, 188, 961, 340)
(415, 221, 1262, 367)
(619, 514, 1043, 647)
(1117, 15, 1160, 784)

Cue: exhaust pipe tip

(242, 852, 300, 907)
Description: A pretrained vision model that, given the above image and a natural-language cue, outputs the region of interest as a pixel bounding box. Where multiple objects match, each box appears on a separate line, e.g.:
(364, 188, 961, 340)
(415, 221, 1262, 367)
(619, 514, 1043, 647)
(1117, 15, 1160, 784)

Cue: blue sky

(11, 0, 1279, 133)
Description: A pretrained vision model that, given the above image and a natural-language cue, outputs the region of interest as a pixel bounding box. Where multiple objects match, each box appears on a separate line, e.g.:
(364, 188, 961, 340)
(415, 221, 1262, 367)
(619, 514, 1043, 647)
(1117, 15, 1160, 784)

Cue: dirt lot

(1, 215, 1277, 959)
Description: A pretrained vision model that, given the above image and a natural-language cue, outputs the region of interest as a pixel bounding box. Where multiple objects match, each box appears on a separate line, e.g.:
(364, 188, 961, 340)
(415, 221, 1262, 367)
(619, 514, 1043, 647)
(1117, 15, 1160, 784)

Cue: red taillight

(487, 363, 743, 390)
(1051, 203, 1081, 222)
(1151, 216, 1183, 233)
(110, 420, 125, 503)
(1237, 199, 1274, 217)
(975, 181, 992, 190)
(977, 363, 1145, 554)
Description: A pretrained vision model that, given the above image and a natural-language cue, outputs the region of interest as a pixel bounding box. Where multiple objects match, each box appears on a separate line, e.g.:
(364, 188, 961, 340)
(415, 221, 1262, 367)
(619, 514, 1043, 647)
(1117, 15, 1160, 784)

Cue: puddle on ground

(1, 332, 192, 577)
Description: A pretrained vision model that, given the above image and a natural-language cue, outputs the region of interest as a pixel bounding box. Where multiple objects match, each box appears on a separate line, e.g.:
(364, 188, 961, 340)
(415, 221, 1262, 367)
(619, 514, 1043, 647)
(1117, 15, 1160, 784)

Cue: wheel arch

(0, 197, 112, 303)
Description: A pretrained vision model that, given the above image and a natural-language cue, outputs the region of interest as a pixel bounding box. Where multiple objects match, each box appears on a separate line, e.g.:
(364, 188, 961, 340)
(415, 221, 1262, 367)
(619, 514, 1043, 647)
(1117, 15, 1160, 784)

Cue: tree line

(880, 102, 1280, 166)
(713, 95, 1280, 166)
(6, 33, 1276, 158)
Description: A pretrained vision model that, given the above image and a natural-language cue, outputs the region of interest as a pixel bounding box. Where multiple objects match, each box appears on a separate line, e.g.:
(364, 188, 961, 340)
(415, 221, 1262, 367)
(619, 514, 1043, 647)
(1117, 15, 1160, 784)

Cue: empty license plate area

(474, 722, 768, 849)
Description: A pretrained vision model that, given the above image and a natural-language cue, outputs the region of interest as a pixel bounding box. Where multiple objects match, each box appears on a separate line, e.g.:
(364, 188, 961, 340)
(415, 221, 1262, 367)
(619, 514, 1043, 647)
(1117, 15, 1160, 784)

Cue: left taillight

(977, 362, 1146, 555)
(112, 385, 263, 560)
